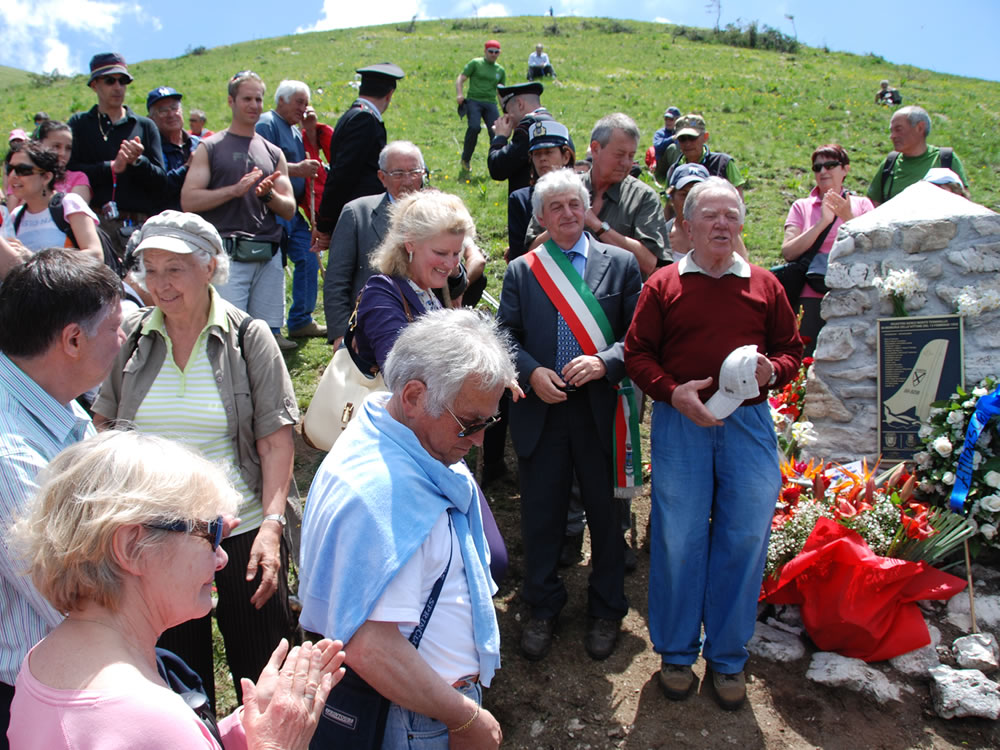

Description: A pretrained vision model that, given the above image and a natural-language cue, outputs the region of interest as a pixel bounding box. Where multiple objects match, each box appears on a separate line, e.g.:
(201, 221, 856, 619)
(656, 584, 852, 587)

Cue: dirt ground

(292, 429, 1000, 750)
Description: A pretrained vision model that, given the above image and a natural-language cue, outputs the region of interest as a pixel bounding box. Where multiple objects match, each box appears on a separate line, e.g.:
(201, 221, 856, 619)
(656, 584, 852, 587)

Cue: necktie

(554, 251, 583, 372)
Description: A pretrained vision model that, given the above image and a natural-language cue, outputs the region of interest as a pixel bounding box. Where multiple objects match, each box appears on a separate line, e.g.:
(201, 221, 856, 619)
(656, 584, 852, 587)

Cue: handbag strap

(408, 512, 454, 650)
(345, 276, 416, 376)
(796, 189, 849, 267)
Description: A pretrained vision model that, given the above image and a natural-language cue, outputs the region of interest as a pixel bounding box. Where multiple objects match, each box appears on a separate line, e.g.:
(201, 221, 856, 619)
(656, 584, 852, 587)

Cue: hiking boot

(520, 617, 556, 660)
(273, 333, 298, 352)
(460, 159, 471, 171)
(289, 321, 328, 338)
(584, 617, 619, 660)
(558, 532, 584, 567)
(711, 669, 746, 710)
(659, 663, 697, 701)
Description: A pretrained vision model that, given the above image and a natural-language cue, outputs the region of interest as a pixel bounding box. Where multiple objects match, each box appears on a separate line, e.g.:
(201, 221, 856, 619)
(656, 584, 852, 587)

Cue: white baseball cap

(705, 344, 761, 419)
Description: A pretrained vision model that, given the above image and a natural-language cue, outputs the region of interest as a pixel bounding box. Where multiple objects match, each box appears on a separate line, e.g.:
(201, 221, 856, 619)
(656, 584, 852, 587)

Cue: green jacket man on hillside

(455, 39, 506, 171)
(867, 105, 968, 205)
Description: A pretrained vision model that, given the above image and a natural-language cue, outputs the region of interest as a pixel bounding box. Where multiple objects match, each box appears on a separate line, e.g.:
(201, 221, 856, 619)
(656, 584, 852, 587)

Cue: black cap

(356, 63, 405, 89)
(88, 52, 133, 85)
(146, 86, 182, 113)
(497, 81, 543, 110)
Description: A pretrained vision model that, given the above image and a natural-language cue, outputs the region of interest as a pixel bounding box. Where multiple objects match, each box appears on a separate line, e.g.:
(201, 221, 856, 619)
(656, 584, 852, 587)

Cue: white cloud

(654, 17, 672, 24)
(296, 1, 428, 33)
(0, 0, 158, 74)
(476, 3, 510, 18)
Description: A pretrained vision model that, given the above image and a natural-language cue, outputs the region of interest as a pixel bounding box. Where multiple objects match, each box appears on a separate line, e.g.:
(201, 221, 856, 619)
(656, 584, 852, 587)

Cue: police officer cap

(356, 63, 405, 88)
(497, 81, 543, 110)
(528, 121, 571, 152)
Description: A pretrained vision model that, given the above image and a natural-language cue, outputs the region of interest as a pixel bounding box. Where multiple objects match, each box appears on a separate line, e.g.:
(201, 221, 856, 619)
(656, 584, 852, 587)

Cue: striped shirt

(0, 353, 91, 685)
(132, 302, 259, 533)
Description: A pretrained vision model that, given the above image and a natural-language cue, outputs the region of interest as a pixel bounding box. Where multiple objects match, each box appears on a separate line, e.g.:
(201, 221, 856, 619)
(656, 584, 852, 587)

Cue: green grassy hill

(3, 17, 997, 256)
(0, 65, 32, 89)
(3, 17, 998, 401)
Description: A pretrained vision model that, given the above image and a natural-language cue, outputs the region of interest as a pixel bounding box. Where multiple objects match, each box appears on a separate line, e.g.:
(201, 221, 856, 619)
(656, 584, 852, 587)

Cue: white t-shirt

(2, 193, 98, 253)
(368, 511, 480, 684)
(528, 51, 550, 66)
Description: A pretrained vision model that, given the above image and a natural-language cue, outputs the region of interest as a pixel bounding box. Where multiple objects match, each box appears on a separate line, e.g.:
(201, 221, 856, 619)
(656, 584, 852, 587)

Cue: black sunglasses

(102, 75, 131, 86)
(677, 134, 700, 143)
(444, 404, 500, 438)
(146, 517, 224, 550)
(5, 163, 43, 176)
(812, 160, 843, 173)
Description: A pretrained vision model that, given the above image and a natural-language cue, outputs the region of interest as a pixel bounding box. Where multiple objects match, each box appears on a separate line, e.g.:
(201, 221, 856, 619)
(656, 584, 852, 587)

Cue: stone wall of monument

(803, 182, 1000, 461)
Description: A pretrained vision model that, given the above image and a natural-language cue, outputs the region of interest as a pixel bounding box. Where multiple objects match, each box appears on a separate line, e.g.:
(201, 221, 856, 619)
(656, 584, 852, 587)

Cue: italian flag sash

(524, 240, 643, 498)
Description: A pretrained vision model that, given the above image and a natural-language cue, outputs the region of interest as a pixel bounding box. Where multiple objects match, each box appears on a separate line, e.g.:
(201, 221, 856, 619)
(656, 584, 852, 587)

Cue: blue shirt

(0, 353, 93, 685)
(256, 110, 306, 200)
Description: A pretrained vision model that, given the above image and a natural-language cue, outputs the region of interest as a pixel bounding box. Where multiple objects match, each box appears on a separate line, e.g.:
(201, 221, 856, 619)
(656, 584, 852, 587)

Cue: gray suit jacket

(497, 235, 642, 458)
(323, 192, 392, 342)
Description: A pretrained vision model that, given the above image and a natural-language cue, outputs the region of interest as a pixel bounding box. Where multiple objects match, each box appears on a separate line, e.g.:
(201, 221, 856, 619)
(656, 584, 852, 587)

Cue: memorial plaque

(878, 315, 963, 461)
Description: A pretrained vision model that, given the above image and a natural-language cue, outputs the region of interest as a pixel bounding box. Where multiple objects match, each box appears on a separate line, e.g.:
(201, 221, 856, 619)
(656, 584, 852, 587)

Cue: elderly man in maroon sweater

(624, 177, 801, 711)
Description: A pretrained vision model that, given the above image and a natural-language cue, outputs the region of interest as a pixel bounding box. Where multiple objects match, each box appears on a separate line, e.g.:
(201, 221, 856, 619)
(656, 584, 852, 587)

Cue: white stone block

(929, 664, 1000, 720)
(806, 652, 904, 704)
(953, 633, 1000, 673)
(747, 621, 806, 662)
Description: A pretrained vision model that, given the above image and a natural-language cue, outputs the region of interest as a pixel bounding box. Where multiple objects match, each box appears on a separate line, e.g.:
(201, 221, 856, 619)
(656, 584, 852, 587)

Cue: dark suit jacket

(323, 192, 391, 341)
(315, 104, 387, 234)
(497, 235, 642, 458)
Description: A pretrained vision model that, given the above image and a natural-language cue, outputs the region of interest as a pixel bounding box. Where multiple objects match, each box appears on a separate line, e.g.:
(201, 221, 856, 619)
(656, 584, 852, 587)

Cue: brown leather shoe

(711, 669, 746, 710)
(520, 617, 556, 660)
(659, 663, 697, 701)
(289, 321, 328, 338)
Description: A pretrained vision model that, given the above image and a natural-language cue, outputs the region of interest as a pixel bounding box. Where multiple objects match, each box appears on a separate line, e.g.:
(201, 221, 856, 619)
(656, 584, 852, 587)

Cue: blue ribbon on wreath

(949, 387, 1000, 513)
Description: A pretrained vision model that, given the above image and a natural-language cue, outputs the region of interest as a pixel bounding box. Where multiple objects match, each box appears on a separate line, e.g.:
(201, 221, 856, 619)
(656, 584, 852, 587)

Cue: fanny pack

(223, 237, 277, 263)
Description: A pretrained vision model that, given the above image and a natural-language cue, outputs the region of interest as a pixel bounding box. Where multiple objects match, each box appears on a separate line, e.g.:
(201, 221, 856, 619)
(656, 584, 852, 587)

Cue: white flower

(875, 269, 926, 300)
(973, 386, 988, 398)
(929, 407, 946, 418)
(942, 472, 956, 486)
(918, 481, 935, 494)
(791, 421, 818, 447)
(915, 451, 933, 469)
(947, 410, 965, 428)
(974, 451, 984, 469)
(982, 524, 998, 541)
(980, 494, 1000, 513)
(933, 436, 953, 457)
(985, 471, 1000, 488)
(918, 424, 933, 439)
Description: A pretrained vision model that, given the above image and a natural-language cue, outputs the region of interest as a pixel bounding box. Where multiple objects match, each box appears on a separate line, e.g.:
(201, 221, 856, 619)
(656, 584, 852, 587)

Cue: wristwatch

(262, 514, 286, 527)
(767, 368, 778, 387)
(594, 221, 611, 237)
(259, 190, 273, 204)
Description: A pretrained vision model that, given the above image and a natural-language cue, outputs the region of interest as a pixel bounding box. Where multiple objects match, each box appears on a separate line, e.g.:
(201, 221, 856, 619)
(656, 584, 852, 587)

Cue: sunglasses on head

(444, 404, 500, 438)
(812, 160, 842, 173)
(102, 75, 131, 86)
(146, 517, 224, 550)
(5, 163, 43, 176)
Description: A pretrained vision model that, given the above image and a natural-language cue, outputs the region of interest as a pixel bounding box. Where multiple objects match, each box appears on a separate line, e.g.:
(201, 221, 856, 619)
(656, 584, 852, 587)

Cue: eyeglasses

(485, 49, 501, 54)
(443, 404, 500, 438)
(385, 168, 425, 179)
(146, 517, 224, 550)
(5, 163, 43, 176)
(102, 76, 131, 87)
(154, 102, 182, 114)
(812, 160, 843, 173)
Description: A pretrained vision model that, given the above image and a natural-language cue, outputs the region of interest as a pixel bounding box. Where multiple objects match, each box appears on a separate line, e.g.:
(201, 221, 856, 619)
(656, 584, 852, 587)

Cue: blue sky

(1, 0, 996, 83)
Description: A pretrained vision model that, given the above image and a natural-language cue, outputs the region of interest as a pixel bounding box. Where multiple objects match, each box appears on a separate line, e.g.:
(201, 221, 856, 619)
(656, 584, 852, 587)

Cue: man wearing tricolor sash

(497, 168, 642, 662)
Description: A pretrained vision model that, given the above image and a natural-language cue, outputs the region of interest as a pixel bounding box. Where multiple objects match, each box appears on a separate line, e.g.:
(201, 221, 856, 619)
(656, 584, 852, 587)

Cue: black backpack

(12, 192, 125, 278)
(879, 147, 953, 203)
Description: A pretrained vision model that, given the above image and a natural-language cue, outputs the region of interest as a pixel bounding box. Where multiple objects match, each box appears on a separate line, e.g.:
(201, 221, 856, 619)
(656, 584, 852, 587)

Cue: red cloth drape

(761, 517, 966, 662)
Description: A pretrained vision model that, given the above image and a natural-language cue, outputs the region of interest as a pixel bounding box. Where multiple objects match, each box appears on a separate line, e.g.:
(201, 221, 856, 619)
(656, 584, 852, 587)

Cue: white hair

(531, 168, 590, 219)
(682, 176, 746, 224)
(383, 309, 516, 418)
(378, 140, 425, 171)
(274, 79, 310, 106)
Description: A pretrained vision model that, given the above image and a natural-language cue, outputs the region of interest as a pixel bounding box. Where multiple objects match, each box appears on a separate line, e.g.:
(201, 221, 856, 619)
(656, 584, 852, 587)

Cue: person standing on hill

(181, 70, 298, 351)
(67, 53, 166, 259)
(867, 105, 968, 206)
(255, 80, 326, 340)
(146, 86, 200, 211)
(488, 81, 555, 194)
(310, 63, 405, 255)
(456, 40, 506, 172)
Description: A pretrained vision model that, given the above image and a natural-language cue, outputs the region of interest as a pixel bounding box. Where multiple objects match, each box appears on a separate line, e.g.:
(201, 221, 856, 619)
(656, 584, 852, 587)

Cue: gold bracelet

(450, 704, 480, 734)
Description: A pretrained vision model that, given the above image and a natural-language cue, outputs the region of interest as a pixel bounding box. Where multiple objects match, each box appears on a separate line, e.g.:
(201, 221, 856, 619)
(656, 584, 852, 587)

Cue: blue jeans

(279, 212, 318, 331)
(461, 99, 499, 163)
(380, 681, 481, 750)
(647, 400, 780, 674)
